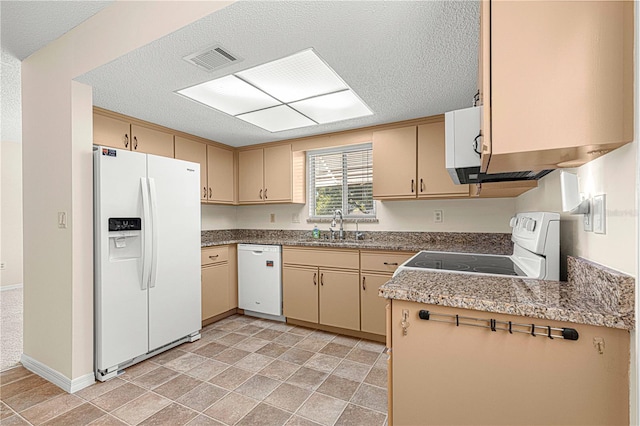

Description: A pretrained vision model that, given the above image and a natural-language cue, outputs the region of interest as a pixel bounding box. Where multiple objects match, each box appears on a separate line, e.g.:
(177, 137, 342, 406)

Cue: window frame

(307, 143, 376, 220)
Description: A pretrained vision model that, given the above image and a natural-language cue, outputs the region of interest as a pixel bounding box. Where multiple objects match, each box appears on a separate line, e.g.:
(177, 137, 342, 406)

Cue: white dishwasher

(237, 244, 283, 321)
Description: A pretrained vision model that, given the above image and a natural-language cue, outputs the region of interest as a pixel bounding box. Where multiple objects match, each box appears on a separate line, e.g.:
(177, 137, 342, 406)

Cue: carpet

(1, 287, 23, 371)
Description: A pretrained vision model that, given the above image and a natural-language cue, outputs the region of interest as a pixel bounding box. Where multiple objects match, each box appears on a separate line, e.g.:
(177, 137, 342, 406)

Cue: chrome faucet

(331, 209, 344, 240)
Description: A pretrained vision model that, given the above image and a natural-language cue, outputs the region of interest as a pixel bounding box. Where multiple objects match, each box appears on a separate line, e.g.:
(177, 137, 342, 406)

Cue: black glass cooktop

(403, 251, 525, 277)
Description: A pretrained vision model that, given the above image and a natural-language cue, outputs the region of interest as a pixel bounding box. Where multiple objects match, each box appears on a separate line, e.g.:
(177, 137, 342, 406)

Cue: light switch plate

(593, 194, 606, 234)
(583, 200, 593, 232)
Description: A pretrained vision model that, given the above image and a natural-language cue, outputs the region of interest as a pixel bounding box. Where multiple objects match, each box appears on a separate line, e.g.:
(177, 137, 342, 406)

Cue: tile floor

(0, 314, 389, 425)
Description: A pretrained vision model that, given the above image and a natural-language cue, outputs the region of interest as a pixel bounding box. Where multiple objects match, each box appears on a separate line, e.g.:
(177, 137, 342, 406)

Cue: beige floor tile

(249, 318, 278, 328)
(176, 382, 228, 412)
(212, 320, 244, 332)
(285, 415, 323, 426)
(112, 392, 171, 425)
(254, 329, 283, 341)
(334, 403, 387, 426)
(294, 338, 328, 353)
(319, 343, 352, 358)
(119, 361, 160, 381)
(138, 402, 198, 426)
(76, 378, 126, 401)
(152, 349, 188, 365)
(285, 367, 328, 391)
(346, 348, 380, 365)
(208, 366, 253, 390)
(287, 327, 314, 337)
(356, 340, 385, 353)
(153, 374, 203, 400)
(1, 374, 48, 400)
(131, 366, 180, 390)
(164, 352, 208, 373)
(304, 353, 342, 373)
(316, 375, 360, 401)
(268, 323, 296, 333)
(41, 403, 105, 426)
(20, 393, 83, 424)
(309, 331, 338, 341)
(200, 329, 228, 341)
(373, 353, 388, 370)
(0, 401, 15, 420)
(235, 324, 264, 336)
(88, 413, 128, 425)
(203, 392, 257, 425)
(351, 383, 388, 413)
(4, 381, 66, 412)
(279, 348, 315, 365)
(213, 347, 251, 365)
(256, 342, 290, 358)
(258, 360, 300, 381)
(264, 383, 312, 412)
(297, 393, 347, 426)
(274, 333, 304, 347)
(234, 353, 274, 373)
(234, 375, 280, 400)
(0, 367, 33, 386)
(331, 335, 360, 348)
(184, 360, 229, 382)
(332, 360, 371, 383)
(91, 382, 146, 412)
(216, 332, 247, 347)
(185, 414, 225, 425)
(1, 414, 30, 425)
(234, 337, 270, 353)
(236, 402, 292, 426)
(193, 342, 228, 359)
(364, 367, 387, 389)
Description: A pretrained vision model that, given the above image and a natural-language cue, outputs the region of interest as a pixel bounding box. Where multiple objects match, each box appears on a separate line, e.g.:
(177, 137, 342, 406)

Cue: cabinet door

(417, 122, 469, 198)
(360, 274, 389, 335)
(372, 126, 417, 199)
(238, 148, 265, 203)
(93, 113, 131, 150)
(202, 263, 230, 321)
(207, 145, 235, 203)
(283, 266, 318, 324)
(228, 245, 238, 309)
(319, 269, 360, 331)
(175, 136, 208, 201)
(131, 124, 174, 157)
(479, 0, 491, 173)
(264, 144, 292, 202)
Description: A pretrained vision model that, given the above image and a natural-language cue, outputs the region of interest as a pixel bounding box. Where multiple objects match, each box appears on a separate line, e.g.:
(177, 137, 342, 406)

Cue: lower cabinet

(360, 273, 391, 335)
(201, 245, 237, 324)
(282, 266, 318, 324)
(319, 269, 360, 330)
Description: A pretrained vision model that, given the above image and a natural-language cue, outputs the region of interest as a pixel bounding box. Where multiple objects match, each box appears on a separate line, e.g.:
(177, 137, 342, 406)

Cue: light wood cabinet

(175, 136, 235, 204)
(373, 123, 470, 200)
(238, 145, 305, 204)
(201, 245, 237, 324)
(93, 113, 131, 149)
(319, 269, 360, 331)
(283, 266, 319, 324)
(130, 124, 174, 157)
(480, 0, 633, 174)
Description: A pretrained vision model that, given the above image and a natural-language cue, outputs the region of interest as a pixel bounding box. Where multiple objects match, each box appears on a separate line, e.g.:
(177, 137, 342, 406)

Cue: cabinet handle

(411, 179, 415, 193)
(124, 134, 129, 148)
(313, 272, 317, 286)
(420, 178, 425, 193)
(259, 189, 263, 199)
(320, 273, 324, 286)
(383, 262, 399, 266)
(203, 187, 207, 198)
(209, 188, 212, 198)
(209, 255, 219, 260)
(133, 136, 138, 150)
(264, 188, 268, 200)
(362, 276, 366, 291)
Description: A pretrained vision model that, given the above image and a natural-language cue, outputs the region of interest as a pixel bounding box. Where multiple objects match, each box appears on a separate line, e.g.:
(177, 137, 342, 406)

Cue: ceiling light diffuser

(177, 75, 279, 116)
(289, 90, 373, 124)
(236, 105, 315, 132)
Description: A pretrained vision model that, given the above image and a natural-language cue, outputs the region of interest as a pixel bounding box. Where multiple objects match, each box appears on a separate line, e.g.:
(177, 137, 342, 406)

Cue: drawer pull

(320, 273, 324, 286)
(313, 272, 317, 286)
(208, 255, 219, 260)
(264, 188, 268, 199)
(209, 188, 212, 198)
(203, 187, 207, 198)
(133, 136, 138, 150)
(259, 189, 263, 199)
(362, 276, 366, 290)
(124, 134, 129, 148)
(383, 262, 399, 266)
(410, 179, 415, 193)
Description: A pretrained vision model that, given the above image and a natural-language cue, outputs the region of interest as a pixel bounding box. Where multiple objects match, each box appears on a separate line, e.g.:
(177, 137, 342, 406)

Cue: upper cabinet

(480, 0, 634, 173)
(373, 122, 470, 200)
(238, 144, 305, 204)
(93, 113, 131, 150)
(175, 136, 235, 204)
(130, 125, 174, 157)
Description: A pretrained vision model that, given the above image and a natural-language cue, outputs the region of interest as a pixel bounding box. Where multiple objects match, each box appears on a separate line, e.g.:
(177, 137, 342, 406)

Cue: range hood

(445, 106, 552, 184)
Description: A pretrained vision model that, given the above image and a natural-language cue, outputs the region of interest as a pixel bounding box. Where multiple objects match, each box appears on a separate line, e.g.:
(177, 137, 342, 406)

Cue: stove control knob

(525, 219, 537, 232)
(509, 216, 517, 228)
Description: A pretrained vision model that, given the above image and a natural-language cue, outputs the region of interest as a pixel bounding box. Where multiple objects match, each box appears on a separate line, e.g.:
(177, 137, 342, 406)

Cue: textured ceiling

(77, 1, 479, 147)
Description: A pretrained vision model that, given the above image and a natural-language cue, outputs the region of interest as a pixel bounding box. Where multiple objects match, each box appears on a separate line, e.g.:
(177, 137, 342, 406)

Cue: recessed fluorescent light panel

(176, 49, 373, 132)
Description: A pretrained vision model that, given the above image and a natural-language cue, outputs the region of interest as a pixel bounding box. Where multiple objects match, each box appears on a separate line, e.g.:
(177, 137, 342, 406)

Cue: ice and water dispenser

(108, 218, 142, 261)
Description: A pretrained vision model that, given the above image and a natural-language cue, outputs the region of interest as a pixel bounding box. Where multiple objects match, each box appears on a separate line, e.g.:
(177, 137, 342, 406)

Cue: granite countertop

(379, 256, 635, 330)
(201, 229, 514, 255)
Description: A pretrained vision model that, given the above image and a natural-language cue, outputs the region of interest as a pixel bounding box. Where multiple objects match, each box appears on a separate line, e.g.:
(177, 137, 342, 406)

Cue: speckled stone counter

(201, 229, 513, 254)
(379, 256, 635, 330)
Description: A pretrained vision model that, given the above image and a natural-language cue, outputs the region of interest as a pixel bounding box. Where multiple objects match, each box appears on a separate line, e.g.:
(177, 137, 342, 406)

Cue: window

(308, 143, 375, 219)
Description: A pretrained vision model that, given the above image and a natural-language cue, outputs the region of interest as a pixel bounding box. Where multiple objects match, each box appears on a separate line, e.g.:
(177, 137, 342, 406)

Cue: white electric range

(395, 212, 560, 280)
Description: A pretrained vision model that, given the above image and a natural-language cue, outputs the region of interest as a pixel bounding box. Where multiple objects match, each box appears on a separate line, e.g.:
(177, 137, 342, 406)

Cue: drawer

(283, 247, 359, 270)
(201, 246, 229, 266)
(360, 251, 416, 273)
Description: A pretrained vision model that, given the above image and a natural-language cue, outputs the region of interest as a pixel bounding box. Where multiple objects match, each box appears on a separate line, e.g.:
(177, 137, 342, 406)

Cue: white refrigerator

(94, 146, 201, 381)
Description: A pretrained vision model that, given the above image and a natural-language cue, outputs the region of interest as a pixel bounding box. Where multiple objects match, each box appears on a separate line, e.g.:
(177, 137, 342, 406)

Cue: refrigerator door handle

(148, 177, 159, 288)
(140, 177, 151, 290)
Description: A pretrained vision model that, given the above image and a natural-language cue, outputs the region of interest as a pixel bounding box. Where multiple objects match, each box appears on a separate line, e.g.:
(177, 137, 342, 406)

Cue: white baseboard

(1, 283, 23, 291)
(20, 354, 95, 393)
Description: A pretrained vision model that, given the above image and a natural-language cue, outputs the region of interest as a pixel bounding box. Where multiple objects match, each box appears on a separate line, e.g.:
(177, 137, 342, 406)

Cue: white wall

(1, 141, 23, 287)
(516, 142, 637, 277)
(210, 198, 516, 233)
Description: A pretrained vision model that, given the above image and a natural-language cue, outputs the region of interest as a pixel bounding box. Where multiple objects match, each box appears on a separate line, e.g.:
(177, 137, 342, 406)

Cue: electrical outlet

(292, 213, 300, 223)
(583, 202, 593, 232)
(593, 194, 606, 234)
(0, 262, 5, 270)
(270, 213, 276, 223)
(434, 210, 443, 223)
(58, 211, 67, 229)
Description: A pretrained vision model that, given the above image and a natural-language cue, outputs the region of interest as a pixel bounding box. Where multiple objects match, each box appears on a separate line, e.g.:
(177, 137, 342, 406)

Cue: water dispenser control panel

(109, 218, 142, 232)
